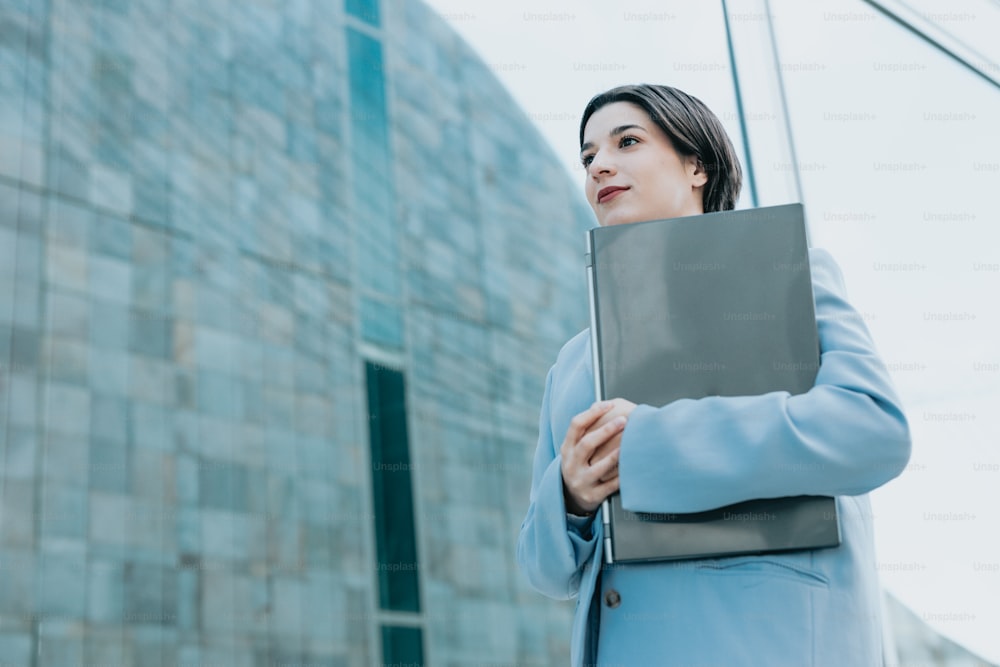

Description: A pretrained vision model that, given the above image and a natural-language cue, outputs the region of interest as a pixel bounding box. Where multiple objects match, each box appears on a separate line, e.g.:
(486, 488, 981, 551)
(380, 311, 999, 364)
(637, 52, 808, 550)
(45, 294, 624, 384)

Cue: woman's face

(581, 101, 707, 227)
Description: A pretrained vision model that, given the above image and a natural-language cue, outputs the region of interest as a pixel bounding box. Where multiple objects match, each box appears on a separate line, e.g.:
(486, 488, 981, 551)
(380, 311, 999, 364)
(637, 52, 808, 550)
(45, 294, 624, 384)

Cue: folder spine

(586, 230, 616, 564)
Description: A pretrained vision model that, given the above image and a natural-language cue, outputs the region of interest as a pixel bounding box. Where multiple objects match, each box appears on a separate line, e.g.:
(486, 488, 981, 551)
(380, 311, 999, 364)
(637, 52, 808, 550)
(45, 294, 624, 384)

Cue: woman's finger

(565, 401, 615, 444)
(578, 415, 627, 458)
(592, 475, 620, 502)
(592, 446, 620, 484)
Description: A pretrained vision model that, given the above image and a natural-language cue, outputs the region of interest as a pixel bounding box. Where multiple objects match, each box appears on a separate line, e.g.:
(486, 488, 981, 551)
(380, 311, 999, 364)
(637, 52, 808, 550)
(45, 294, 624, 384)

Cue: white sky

(419, 0, 1000, 661)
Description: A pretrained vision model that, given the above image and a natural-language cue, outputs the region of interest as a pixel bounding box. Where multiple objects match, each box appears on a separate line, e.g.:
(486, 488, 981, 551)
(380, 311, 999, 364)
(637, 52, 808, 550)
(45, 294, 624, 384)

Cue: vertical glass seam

(763, 0, 806, 211)
(720, 0, 759, 208)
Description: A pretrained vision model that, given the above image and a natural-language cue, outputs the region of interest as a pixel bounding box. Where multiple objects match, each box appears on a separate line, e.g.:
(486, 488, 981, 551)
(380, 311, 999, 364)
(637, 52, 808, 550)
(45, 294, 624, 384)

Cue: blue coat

(517, 247, 912, 666)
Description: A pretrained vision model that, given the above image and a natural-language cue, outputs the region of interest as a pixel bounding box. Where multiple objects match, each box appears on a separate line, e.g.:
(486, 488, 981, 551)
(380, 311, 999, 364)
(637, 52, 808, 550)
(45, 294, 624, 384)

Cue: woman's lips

(598, 186, 629, 203)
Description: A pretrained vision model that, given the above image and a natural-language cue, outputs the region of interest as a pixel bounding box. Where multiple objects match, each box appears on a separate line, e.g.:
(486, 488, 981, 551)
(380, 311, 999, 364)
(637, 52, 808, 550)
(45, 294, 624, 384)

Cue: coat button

(604, 589, 621, 608)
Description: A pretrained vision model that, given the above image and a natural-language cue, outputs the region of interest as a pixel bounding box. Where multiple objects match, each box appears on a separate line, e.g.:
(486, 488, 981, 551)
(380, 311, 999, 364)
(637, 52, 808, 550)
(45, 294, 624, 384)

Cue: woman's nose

(588, 151, 616, 176)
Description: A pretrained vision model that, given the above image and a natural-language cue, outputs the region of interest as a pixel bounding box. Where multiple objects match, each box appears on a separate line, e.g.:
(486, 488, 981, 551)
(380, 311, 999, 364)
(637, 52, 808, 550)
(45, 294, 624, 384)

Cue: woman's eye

(581, 154, 595, 167)
(620, 135, 639, 148)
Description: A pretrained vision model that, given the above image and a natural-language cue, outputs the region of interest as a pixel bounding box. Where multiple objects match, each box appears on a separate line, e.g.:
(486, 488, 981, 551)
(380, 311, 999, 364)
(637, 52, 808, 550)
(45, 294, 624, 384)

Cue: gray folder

(585, 203, 841, 564)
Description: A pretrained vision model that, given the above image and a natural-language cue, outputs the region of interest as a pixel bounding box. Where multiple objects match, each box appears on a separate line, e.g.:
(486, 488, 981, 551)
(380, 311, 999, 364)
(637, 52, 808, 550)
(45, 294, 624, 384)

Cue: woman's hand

(560, 400, 632, 515)
(589, 398, 637, 481)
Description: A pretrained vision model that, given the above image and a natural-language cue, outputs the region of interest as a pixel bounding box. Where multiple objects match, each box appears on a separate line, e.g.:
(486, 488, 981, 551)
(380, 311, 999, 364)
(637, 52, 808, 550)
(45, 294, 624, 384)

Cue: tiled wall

(1, 0, 593, 665)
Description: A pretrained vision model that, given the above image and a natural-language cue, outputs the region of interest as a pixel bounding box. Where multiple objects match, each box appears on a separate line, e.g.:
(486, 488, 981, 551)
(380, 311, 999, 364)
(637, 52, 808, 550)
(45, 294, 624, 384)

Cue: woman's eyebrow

(580, 124, 647, 154)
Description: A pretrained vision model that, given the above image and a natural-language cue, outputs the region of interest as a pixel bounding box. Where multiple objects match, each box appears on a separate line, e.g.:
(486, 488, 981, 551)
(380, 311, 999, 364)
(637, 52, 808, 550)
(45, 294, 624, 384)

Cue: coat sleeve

(617, 247, 913, 514)
(516, 366, 599, 601)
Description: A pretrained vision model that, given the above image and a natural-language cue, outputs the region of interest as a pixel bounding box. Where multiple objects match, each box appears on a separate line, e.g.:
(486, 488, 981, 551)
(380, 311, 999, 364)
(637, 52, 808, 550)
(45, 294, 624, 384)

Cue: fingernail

(597, 400, 612, 409)
(614, 416, 626, 426)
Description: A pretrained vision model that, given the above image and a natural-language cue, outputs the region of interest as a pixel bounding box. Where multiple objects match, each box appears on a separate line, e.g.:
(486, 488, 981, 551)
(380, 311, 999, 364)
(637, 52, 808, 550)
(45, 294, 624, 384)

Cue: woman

(516, 84, 912, 666)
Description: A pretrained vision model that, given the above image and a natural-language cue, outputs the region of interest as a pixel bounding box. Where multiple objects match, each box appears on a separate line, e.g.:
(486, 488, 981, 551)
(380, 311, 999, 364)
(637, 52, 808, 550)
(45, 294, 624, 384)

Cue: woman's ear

(687, 154, 709, 188)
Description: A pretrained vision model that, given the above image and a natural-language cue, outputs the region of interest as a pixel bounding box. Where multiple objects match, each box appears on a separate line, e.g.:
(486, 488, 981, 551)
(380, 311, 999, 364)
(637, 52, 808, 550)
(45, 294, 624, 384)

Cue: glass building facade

(1, 0, 591, 664)
(2, 0, 998, 665)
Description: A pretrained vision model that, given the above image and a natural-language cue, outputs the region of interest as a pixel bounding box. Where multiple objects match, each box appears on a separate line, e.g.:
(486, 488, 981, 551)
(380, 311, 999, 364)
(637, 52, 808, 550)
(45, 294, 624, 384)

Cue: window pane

(366, 361, 421, 612)
(381, 625, 424, 666)
(346, 0, 381, 27)
(347, 27, 401, 306)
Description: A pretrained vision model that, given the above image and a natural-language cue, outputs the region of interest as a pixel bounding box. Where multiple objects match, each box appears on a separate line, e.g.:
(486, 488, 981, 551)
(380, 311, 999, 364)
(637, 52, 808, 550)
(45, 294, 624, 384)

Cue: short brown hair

(579, 84, 743, 213)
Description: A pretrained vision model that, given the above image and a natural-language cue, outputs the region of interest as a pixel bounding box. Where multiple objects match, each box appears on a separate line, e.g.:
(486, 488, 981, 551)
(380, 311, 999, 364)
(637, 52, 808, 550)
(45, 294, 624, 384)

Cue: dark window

(381, 625, 424, 666)
(365, 361, 421, 612)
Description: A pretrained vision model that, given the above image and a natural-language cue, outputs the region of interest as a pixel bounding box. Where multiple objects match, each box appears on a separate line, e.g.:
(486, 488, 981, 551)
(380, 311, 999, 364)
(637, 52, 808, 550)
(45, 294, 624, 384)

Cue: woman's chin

(599, 211, 640, 227)
(600, 208, 701, 226)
